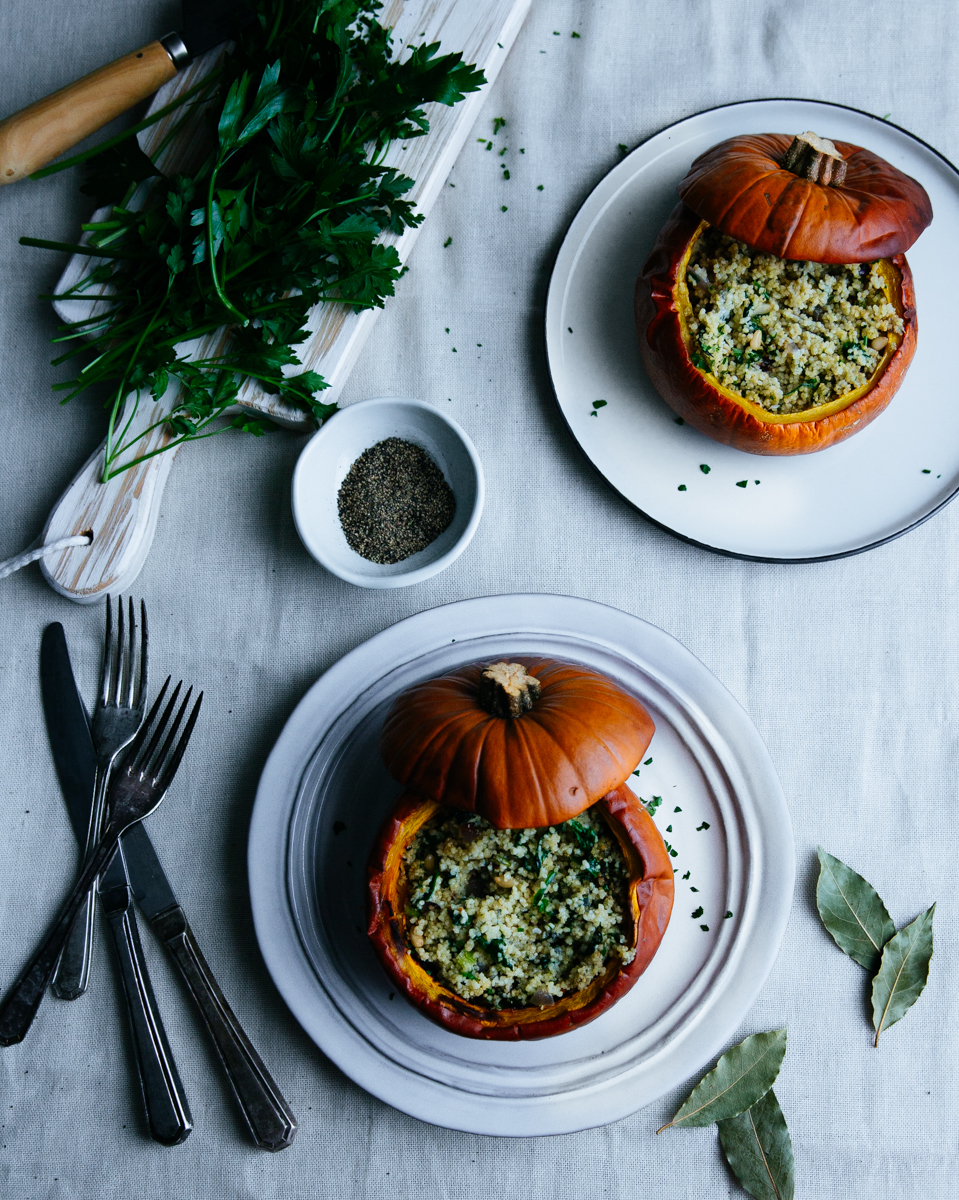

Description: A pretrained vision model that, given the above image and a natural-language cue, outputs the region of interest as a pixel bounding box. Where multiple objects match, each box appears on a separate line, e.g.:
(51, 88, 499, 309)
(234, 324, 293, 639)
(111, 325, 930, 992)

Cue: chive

(537, 184, 544, 191)
(696, 821, 710, 831)
(443, 236, 452, 248)
(724, 911, 733, 919)
(736, 480, 747, 488)
(682, 870, 691, 880)
(674, 806, 682, 812)
(700, 464, 710, 474)
(644, 758, 653, 765)
(691, 906, 704, 919)
(690, 886, 699, 892)
(677, 484, 687, 491)
(700, 924, 710, 932)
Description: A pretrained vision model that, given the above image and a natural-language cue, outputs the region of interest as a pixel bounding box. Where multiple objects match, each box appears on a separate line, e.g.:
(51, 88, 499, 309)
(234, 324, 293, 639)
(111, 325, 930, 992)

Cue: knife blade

(40, 623, 192, 1146)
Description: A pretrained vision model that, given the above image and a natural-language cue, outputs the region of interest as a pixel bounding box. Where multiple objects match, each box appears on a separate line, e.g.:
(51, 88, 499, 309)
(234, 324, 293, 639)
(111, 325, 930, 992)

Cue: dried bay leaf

(718, 1088, 795, 1200)
(659, 1030, 787, 1131)
(816, 847, 895, 971)
(872, 903, 936, 1046)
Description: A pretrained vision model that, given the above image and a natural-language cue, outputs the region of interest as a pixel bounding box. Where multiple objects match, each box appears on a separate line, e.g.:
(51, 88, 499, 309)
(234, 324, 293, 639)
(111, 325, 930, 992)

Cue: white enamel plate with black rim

(545, 98, 959, 561)
(248, 595, 793, 1135)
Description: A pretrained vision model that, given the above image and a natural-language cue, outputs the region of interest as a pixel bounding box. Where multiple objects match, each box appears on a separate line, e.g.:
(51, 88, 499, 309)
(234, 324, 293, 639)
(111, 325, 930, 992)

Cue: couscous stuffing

(403, 806, 635, 1009)
(685, 226, 904, 413)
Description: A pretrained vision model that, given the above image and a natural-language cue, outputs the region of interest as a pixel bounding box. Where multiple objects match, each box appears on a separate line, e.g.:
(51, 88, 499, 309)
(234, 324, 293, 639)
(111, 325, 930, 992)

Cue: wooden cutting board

(40, 0, 530, 603)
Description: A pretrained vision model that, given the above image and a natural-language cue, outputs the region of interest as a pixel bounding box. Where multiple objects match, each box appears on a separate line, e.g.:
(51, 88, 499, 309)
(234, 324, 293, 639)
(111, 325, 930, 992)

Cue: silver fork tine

(137, 600, 149, 710)
(113, 594, 125, 706)
(155, 693, 203, 792)
(121, 597, 136, 709)
(133, 680, 181, 773)
(149, 688, 194, 781)
(99, 594, 114, 707)
(125, 677, 172, 766)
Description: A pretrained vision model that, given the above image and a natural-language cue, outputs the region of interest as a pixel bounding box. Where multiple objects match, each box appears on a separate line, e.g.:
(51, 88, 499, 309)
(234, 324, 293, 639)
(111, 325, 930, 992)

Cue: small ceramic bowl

(292, 397, 484, 588)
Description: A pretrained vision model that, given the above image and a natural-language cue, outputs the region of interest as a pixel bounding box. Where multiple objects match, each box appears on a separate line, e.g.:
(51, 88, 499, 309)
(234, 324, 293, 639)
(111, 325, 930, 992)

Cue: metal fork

(53, 595, 148, 999)
(0, 679, 202, 1046)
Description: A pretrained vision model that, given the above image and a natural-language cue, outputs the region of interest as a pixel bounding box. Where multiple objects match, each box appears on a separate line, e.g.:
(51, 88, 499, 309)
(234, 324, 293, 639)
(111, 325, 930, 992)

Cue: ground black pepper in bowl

(337, 437, 456, 564)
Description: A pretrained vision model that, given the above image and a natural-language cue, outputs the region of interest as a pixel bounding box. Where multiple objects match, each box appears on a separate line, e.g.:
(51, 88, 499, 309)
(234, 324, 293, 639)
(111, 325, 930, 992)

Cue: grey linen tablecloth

(1, 0, 957, 1195)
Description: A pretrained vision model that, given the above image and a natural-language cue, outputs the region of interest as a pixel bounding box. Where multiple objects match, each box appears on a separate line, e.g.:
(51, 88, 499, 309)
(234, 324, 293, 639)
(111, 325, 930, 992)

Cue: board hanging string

(0, 533, 93, 581)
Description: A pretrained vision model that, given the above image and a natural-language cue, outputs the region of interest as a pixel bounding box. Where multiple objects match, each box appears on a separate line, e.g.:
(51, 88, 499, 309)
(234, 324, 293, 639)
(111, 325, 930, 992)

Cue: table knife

(0, 0, 251, 186)
(40, 623, 193, 1145)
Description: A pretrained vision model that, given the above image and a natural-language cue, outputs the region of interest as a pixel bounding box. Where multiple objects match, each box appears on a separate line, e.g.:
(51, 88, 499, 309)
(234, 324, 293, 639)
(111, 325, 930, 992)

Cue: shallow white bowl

(292, 397, 484, 588)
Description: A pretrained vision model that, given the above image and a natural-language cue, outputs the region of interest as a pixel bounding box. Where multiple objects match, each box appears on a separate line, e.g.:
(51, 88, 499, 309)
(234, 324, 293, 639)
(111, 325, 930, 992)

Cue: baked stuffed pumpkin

(635, 132, 932, 455)
(367, 659, 674, 1039)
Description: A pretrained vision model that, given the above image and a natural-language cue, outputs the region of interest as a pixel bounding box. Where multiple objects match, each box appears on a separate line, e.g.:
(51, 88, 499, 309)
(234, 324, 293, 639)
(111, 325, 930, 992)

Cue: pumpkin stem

(479, 662, 542, 718)
(781, 131, 848, 187)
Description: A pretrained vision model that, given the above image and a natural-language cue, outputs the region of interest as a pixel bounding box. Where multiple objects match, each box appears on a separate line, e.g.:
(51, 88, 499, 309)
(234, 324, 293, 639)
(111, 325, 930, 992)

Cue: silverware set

(0, 598, 297, 1150)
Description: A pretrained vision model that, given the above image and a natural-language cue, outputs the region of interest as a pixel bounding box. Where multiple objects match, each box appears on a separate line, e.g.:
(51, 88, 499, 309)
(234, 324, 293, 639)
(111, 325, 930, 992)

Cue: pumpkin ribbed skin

(678, 133, 932, 262)
(367, 786, 675, 1040)
(379, 657, 655, 829)
(635, 202, 918, 456)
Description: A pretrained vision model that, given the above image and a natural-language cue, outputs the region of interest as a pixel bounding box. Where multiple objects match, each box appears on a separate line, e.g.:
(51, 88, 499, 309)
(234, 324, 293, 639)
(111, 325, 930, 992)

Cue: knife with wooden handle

(0, 0, 248, 186)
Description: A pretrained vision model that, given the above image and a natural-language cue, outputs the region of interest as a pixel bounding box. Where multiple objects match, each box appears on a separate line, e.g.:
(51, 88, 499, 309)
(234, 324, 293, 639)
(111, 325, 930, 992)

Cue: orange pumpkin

(379, 658, 655, 829)
(367, 785, 675, 1040)
(634, 132, 929, 456)
(678, 133, 932, 262)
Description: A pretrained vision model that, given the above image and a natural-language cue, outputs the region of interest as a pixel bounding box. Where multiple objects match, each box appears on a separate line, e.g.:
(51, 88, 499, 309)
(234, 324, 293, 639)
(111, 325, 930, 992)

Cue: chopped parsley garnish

(644, 796, 663, 817)
(696, 822, 710, 831)
(735, 480, 747, 488)
(724, 911, 733, 919)
(536, 184, 544, 191)
(589, 399, 607, 416)
(666, 825, 672, 833)
(682, 870, 690, 880)
(700, 464, 710, 474)
(677, 484, 687, 491)
(691, 906, 704, 919)
(700, 924, 710, 932)
(492, 116, 507, 134)
(533, 870, 556, 912)
(663, 841, 678, 859)
(674, 806, 682, 812)
(503, 169, 511, 180)
(443, 236, 452, 248)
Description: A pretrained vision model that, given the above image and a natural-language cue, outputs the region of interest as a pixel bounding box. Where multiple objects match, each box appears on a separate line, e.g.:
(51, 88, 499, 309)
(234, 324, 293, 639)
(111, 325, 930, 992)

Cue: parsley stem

(206, 159, 248, 326)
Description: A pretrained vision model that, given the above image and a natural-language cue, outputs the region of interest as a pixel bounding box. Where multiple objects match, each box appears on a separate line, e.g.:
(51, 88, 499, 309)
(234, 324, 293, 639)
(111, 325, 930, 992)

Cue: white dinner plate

(545, 98, 959, 561)
(248, 594, 794, 1135)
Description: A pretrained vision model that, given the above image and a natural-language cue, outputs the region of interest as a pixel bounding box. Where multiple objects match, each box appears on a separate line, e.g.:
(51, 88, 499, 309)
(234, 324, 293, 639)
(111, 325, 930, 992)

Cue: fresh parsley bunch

(25, 0, 484, 479)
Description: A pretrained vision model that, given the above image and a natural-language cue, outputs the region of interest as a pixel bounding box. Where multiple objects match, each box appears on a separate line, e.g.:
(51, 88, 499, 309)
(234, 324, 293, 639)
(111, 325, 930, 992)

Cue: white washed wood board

(40, 0, 531, 603)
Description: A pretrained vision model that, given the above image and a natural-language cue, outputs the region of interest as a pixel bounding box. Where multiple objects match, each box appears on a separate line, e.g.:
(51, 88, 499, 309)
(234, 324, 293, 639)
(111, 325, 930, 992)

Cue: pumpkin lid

(678, 132, 933, 262)
(379, 657, 655, 829)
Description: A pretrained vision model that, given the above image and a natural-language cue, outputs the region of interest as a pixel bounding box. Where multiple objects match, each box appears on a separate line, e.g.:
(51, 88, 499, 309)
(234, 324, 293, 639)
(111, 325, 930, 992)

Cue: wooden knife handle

(0, 41, 178, 185)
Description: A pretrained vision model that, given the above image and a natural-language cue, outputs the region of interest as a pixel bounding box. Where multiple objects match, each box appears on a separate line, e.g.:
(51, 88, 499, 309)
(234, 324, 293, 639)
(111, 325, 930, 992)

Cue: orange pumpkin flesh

(380, 658, 656, 829)
(635, 201, 918, 456)
(367, 786, 675, 1040)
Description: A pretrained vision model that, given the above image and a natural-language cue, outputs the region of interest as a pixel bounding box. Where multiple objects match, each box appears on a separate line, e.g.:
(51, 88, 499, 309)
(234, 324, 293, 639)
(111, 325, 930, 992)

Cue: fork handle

(0, 833, 118, 1045)
(104, 890, 193, 1146)
(152, 906, 297, 1151)
(51, 760, 111, 999)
